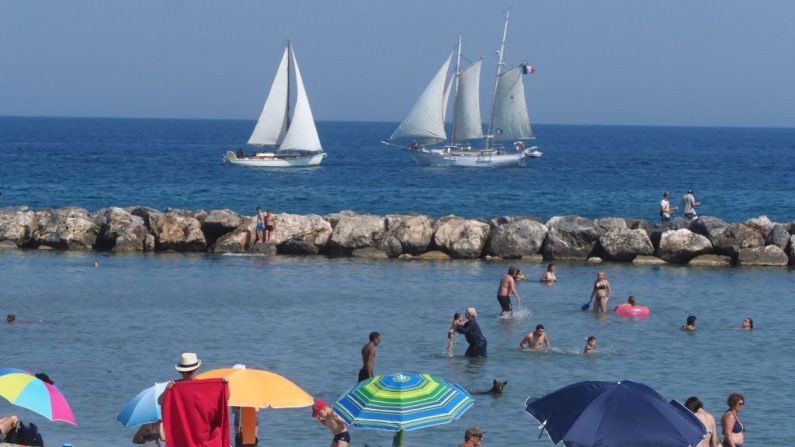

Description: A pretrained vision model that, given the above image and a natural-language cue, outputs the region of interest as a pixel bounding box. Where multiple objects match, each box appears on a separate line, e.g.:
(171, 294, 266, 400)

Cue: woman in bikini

(721, 393, 745, 447)
(589, 271, 611, 313)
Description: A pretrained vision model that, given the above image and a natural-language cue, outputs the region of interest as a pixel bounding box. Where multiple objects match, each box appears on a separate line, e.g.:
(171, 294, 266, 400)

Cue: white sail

(390, 53, 453, 142)
(279, 46, 323, 152)
(248, 47, 290, 146)
(442, 76, 453, 122)
(491, 65, 533, 141)
(453, 59, 483, 142)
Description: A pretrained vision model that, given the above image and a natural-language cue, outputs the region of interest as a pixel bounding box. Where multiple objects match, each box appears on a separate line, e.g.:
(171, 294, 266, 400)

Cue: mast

(286, 39, 292, 132)
(486, 9, 510, 149)
(451, 35, 462, 145)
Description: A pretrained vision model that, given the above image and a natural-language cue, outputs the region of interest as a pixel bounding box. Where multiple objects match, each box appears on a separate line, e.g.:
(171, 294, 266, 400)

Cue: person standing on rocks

(255, 207, 265, 242)
(660, 192, 677, 223)
(455, 308, 487, 357)
(358, 332, 380, 382)
(682, 189, 701, 220)
(264, 209, 277, 242)
(497, 266, 522, 317)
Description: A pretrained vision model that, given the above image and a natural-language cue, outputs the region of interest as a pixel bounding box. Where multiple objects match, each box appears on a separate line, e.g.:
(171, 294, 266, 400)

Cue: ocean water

(1, 251, 793, 446)
(1, 117, 794, 222)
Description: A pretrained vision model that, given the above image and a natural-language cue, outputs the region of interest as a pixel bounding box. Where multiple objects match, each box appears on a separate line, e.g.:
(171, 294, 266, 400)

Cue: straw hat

(175, 352, 201, 372)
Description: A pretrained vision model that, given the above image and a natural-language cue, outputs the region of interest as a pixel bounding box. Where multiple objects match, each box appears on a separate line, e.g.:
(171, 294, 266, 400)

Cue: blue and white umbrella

(117, 382, 167, 427)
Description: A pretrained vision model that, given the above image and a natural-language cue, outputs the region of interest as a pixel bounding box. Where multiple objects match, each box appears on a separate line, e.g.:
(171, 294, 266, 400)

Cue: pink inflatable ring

(615, 304, 650, 318)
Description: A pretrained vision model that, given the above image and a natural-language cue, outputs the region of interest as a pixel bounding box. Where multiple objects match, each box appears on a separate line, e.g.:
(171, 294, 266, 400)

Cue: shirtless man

(312, 400, 349, 447)
(680, 315, 697, 332)
(497, 267, 522, 317)
(263, 209, 277, 242)
(539, 264, 556, 283)
(358, 332, 380, 382)
(520, 324, 551, 350)
(684, 396, 719, 447)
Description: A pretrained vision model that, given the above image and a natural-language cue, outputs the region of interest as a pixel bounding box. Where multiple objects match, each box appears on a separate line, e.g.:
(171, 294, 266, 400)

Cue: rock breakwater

(1, 206, 793, 267)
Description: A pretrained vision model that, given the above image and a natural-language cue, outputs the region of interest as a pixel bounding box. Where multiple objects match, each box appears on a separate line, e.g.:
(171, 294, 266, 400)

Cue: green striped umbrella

(334, 372, 473, 447)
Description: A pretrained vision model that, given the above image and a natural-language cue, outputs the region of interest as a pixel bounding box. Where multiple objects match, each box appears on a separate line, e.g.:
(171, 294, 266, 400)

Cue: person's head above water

(535, 324, 545, 333)
(686, 315, 697, 326)
(466, 308, 477, 319)
(547, 263, 555, 272)
(742, 317, 754, 330)
(627, 296, 636, 306)
(6, 314, 16, 324)
(507, 266, 517, 276)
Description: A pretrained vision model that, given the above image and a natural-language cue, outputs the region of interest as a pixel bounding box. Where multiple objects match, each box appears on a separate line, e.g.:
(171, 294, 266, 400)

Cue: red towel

(163, 379, 230, 447)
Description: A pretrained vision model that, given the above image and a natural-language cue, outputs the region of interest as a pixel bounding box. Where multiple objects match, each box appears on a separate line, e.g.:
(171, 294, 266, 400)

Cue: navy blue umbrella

(524, 380, 707, 447)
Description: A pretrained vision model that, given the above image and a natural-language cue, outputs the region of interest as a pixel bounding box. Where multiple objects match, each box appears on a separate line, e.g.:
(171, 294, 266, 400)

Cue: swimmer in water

(742, 317, 753, 331)
(92, 260, 100, 267)
(520, 324, 551, 350)
(614, 295, 636, 311)
(681, 315, 697, 332)
(584, 336, 597, 354)
(539, 263, 556, 283)
(6, 314, 16, 324)
(447, 312, 462, 355)
(497, 266, 522, 318)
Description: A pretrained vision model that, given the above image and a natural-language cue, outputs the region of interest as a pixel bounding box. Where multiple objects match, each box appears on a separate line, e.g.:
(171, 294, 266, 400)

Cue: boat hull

(408, 149, 531, 168)
(225, 152, 325, 167)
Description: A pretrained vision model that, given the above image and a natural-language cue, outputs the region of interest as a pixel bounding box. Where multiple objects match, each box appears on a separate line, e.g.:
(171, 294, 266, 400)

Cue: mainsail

(389, 53, 453, 142)
(452, 59, 483, 142)
(279, 47, 323, 152)
(248, 48, 290, 146)
(491, 65, 533, 141)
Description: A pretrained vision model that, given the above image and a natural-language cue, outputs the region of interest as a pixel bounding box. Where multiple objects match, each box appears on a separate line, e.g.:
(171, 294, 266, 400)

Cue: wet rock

(92, 207, 151, 252)
(33, 207, 99, 250)
(151, 211, 206, 252)
(587, 257, 603, 264)
(594, 217, 627, 232)
(632, 255, 667, 265)
(352, 247, 389, 259)
(432, 217, 491, 258)
(712, 224, 764, 258)
(0, 240, 19, 250)
(0, 208, 37, 247)
(485, 219, 547, 259)
(599, 229, 654, 262)
(413, 250, 451, 260)
(656, 229, 712, 263)
(328, 214, 386, 255)
(541, 216, 604, 260)
(688, 216, 729, 244)
(736, 245, 789, 266)
(201, 209, 245, 246)
(279, 239, 320, 255)
(251, 241, 277, 255)
(765, 224, 790, 250)
(273, 214, 333, 252)
(689, 254, 732, 267)
(380, 214, 434, 256)
(521, 254, 545, 263)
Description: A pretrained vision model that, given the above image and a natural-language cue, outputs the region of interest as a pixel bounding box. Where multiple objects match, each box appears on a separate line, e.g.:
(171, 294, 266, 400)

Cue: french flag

(521, 61, 536, 75)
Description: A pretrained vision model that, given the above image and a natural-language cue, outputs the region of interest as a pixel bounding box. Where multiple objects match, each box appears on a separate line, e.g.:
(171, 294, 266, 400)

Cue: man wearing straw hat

(158, 352, 202, 405)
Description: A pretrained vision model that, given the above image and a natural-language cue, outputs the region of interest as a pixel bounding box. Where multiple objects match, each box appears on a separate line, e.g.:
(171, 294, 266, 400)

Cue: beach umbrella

(334, 372, 474, 447)
(524, 380, 707, 447)
(0, 368, 77, 425)
(196, 367, 313, 409)
(116, 382, 167, 427)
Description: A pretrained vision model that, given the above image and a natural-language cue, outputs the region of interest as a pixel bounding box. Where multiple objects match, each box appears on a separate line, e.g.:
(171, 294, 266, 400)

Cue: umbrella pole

(392, 429, 404, 447)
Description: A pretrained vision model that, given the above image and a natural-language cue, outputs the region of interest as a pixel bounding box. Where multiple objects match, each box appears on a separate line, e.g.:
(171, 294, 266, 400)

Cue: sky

(1, 0, 794, 127)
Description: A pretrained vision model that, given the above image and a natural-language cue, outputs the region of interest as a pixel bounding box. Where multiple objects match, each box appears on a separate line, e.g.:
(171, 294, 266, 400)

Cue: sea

(1, 117, 794, 446)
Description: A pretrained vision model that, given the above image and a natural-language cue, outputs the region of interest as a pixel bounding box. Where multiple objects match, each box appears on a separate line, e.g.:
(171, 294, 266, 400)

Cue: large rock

(650, 218, 690, 248)
(32, 207, 99, 250)
(656, 229, 712, 263)
(485, 219, 547, 258)
(712, 224, 764, 258)
(379, 215, 434, 256)
(92, 207, 152, 252)
(150, 211, 206, 252)
(541, 216, 604, 260)
(211, 219, 256, 254)
(736, 245, 789, 266)
(433, 216, 491, 259)
(626, 218, 653, 237)
(352, 247, 389, 259)
(328, 214, 385, 255)
(251, 242, 277, 255)
(599, 229, 654, 262)
(488, 215, 540, 228)
(278, 239, 320, 255)
(130, 206, 163, 230)
(789, 235, 795, 265)
(323, 210, 357, 229)
(0, 208, 37, 247)
(413, 250, 451, 260)
(272, 214, 333, 252)
(689, 216, 729, 244)
(594, 217, 627, 232)
(632, 255, 667, 265)
(201, 209, 245, 246)
(689, 254, 732, 267)
(765, 224, 790, 251)
(745, 215, 774, 238)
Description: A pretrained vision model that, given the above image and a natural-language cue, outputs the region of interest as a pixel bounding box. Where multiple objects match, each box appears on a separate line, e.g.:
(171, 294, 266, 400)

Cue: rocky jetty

(1, 206, 793, 267)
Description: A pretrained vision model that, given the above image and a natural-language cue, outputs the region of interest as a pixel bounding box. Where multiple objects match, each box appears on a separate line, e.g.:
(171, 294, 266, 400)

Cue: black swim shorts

(497, 295, 512, 312)
(333, 431, 351, 443)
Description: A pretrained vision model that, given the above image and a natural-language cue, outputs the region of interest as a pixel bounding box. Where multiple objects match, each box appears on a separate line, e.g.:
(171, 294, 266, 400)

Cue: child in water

(584, 336, 597, 354)
(447, 313, 462, 356)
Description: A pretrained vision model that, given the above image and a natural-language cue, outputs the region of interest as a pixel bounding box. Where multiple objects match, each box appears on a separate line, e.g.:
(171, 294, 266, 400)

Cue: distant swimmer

(584, 336, 597, 355)
(681, 315, 697, 332)
(6, 314, 15, 324)
(92, 260, 100, 267)
(497, 266, 522, 318)
(520, 324, 551, 350)
(614, 295, 636, 311)
(539, 263, 556, 283)
(358, 332, 380, 383)
(742, 317, 754, 331)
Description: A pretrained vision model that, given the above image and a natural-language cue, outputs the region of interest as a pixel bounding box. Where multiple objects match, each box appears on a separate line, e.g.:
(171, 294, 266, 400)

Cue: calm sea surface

(1, 118, 795, 446)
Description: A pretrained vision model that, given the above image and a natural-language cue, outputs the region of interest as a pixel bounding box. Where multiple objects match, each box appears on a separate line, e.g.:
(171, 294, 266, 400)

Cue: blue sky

(1, 0, 793, 127)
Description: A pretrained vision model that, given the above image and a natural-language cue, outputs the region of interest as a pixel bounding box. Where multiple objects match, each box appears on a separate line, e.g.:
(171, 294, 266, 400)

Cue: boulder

(432, 217, 491, 259)
(599, 229, 654, 262)
(323, 210, 357, 228)
(650, 218, 690, 248)
(541, 216, 604, 260)
(594, 217, 627, 232)
(521, 254, 545, 263)
(765, 224, 790, 250)
(689, 254, 732, 267)
(251, 242, 277, 255)
(736, 246, 789, 266)
(788, 221, 795, 236)
(587, 257, 603, 264)
(626, 218, 653, 237)
(789, 235, 795, 265)
(0, 240, 19, 250)
(745, 215, 774, 238)
(688, 216, 729, 244)
(380, 215, 434, 256)
(0, 208, 37, 247)
(151, 211, 207, 252)
(632, 255, 667, 266)
(130, 206, 163, 230)
(272, 214, 333, 252)
(352, 247, 389, 259)
(656, 229, 712, 263)
(201, 209, 245, 246)
(485, 219, 547, 258)
(712, 224, 764, 258)
(92, 207, 151, 252)
(211, 219, 256, 254)
(278, 239, 320, 255)
(488, 215, 540, 228)
(32, 207, 99, 250)
(328, 214, 385, 255)
(413, 250, 452, 260)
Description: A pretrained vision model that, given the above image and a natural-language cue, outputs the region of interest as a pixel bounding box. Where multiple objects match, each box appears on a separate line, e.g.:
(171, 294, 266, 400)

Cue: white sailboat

(384, 9, 541, 168)
(225, 41, 325, 168)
